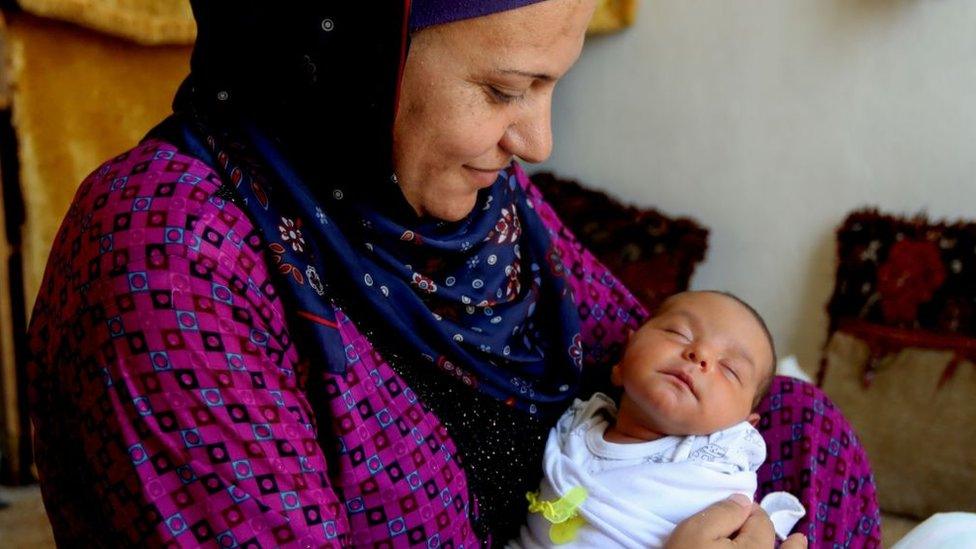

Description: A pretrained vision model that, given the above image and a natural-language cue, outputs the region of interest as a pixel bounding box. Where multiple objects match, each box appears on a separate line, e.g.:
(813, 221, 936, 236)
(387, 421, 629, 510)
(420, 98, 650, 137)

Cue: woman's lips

(463, 165, 503, 187)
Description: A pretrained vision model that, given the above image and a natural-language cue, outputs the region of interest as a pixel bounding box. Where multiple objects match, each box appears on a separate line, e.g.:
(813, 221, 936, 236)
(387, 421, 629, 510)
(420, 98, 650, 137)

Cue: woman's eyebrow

(494, 68, 556, 82)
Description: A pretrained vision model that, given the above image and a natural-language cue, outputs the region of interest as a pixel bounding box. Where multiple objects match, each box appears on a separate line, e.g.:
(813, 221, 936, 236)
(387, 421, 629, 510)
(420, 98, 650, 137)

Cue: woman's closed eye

(485, 84, 525, 104)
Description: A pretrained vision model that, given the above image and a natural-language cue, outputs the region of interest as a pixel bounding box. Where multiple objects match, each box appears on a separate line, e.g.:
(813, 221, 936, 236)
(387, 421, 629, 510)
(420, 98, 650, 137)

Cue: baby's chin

(625, 385, 696, 430)
(627, 385, 748, 436)
(641, 376, 697, 408)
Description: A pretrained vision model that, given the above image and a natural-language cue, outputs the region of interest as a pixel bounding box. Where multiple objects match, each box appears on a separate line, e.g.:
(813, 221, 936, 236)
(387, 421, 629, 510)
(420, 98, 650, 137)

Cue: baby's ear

(747, 412, 760, 427)
(610, 364, 622, 387)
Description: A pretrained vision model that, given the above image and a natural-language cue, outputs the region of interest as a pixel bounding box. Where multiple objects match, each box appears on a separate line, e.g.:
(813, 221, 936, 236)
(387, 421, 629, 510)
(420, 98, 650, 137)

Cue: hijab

(150, 0, 581, 417)
(409, 0, 548, 29)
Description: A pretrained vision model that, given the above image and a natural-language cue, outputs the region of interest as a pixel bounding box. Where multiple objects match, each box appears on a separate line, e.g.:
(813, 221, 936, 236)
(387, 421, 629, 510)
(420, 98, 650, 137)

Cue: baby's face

(612, 292, 772, 436)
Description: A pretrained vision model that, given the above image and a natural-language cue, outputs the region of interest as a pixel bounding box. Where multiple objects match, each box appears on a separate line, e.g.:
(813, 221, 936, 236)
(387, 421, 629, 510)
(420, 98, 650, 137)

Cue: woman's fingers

(729, 504, 776, 547)
(666, 495, 800, 549)
(669, 494, 753, 545)
(780, 533, 809, 549)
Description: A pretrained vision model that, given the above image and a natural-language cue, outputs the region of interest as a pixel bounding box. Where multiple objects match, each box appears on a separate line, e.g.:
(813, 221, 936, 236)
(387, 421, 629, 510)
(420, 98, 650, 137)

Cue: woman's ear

(747, 412, 760, 427)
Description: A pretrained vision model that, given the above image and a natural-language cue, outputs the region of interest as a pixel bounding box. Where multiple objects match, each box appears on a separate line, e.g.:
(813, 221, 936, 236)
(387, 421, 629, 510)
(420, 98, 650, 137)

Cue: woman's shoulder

(34, 138, 273, 323)
(70, 138, 236, 232)
(60, 137, 260, 265)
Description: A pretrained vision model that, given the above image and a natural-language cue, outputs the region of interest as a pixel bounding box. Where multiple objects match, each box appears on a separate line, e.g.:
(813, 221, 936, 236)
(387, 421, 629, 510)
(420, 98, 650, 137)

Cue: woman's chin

(424, 192, 480, 222)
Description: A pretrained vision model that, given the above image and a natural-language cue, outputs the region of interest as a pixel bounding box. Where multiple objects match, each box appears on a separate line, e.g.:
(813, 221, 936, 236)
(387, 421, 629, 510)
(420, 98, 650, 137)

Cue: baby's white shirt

(571, 401, 767, 476)
(510, 393, 804, 549)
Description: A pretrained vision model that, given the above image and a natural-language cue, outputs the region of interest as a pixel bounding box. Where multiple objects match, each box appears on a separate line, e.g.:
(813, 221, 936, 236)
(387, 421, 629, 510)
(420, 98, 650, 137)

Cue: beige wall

(541, 0, 976, 374)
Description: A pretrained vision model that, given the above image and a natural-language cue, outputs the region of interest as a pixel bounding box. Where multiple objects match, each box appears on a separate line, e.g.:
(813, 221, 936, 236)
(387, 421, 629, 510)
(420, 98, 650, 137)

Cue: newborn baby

(512, 291, 805, 548)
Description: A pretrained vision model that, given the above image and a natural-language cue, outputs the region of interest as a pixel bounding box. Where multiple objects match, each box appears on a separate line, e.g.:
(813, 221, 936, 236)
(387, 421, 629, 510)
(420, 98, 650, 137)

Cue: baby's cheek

(709, 390, 750, 425)
(639, 381, 687, 416)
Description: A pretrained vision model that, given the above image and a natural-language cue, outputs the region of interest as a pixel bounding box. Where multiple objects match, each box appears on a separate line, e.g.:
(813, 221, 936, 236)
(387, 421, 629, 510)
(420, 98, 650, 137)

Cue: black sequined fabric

(373, 343, 554, 546)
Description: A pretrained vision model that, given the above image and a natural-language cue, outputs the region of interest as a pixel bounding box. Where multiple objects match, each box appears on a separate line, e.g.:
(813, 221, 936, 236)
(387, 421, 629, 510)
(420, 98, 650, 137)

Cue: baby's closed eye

(720, 361, 742, 383)
(662, 326, 692, 340)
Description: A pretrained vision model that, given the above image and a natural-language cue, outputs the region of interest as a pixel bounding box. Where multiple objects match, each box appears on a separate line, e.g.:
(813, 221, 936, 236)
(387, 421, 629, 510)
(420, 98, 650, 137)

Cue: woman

(27, 1, 879, 547)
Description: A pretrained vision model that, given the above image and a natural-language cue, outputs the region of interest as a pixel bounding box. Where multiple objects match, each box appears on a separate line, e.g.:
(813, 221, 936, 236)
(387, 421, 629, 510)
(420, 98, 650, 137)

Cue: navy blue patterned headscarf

(153, 0, 580, 416)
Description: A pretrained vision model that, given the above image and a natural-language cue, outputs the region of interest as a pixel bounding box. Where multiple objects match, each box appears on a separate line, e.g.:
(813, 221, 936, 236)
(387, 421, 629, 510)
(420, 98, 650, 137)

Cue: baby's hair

(657, 291, 777, 408)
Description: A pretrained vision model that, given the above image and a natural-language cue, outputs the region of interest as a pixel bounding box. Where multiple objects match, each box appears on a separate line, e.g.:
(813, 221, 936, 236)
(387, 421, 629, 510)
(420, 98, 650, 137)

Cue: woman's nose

(501, 96, 553, 164)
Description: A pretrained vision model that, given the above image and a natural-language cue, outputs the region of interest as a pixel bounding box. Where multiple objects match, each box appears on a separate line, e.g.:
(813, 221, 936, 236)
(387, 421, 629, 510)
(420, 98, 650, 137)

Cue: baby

(512, 290, 805, 548)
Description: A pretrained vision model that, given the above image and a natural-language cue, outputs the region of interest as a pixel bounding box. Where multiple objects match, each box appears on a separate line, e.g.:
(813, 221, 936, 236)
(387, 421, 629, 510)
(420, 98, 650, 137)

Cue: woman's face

(393, 0, 597, 222)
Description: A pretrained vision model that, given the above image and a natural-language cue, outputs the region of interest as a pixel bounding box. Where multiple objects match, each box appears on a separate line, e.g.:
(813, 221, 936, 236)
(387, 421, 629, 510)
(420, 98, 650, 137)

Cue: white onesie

(510, 393, 805, 549)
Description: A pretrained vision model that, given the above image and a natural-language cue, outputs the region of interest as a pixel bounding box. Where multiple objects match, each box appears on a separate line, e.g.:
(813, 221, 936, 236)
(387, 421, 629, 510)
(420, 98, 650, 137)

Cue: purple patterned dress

(27, 139, 881, 547)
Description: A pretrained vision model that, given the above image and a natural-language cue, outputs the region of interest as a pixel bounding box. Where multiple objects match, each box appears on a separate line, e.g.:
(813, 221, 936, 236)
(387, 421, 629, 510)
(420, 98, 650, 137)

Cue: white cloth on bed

(510, 393, 805, 549)
(892, 513, 976, 549)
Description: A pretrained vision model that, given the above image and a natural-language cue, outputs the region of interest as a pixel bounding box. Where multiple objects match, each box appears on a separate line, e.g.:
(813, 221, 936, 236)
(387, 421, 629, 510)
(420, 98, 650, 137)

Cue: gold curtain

(0, 9, 190, 481)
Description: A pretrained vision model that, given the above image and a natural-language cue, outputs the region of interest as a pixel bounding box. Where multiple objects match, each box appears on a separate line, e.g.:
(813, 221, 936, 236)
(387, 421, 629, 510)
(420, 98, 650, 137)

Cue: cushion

(822, 332, 976, 518)
(819, 209, 976, 519)
(531, 172, 709, 312)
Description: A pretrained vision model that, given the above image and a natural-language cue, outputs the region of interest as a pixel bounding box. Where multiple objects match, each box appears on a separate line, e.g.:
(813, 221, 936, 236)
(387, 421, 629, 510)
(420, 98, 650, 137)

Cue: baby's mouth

(663, 371, 698, 398)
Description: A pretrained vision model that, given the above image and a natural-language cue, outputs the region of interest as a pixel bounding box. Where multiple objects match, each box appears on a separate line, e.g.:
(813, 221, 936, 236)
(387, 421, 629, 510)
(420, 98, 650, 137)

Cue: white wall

(540, 0, 976, 374)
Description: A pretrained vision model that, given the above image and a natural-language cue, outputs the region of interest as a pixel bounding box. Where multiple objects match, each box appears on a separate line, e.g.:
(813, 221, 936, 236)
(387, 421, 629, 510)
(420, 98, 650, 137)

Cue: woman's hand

(665, 494, 808, 548)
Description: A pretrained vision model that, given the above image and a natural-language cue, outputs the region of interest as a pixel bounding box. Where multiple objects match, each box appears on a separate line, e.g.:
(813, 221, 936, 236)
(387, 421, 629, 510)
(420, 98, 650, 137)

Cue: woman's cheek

(447, 97, 510, 156)
(450, 121, 504, 161)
